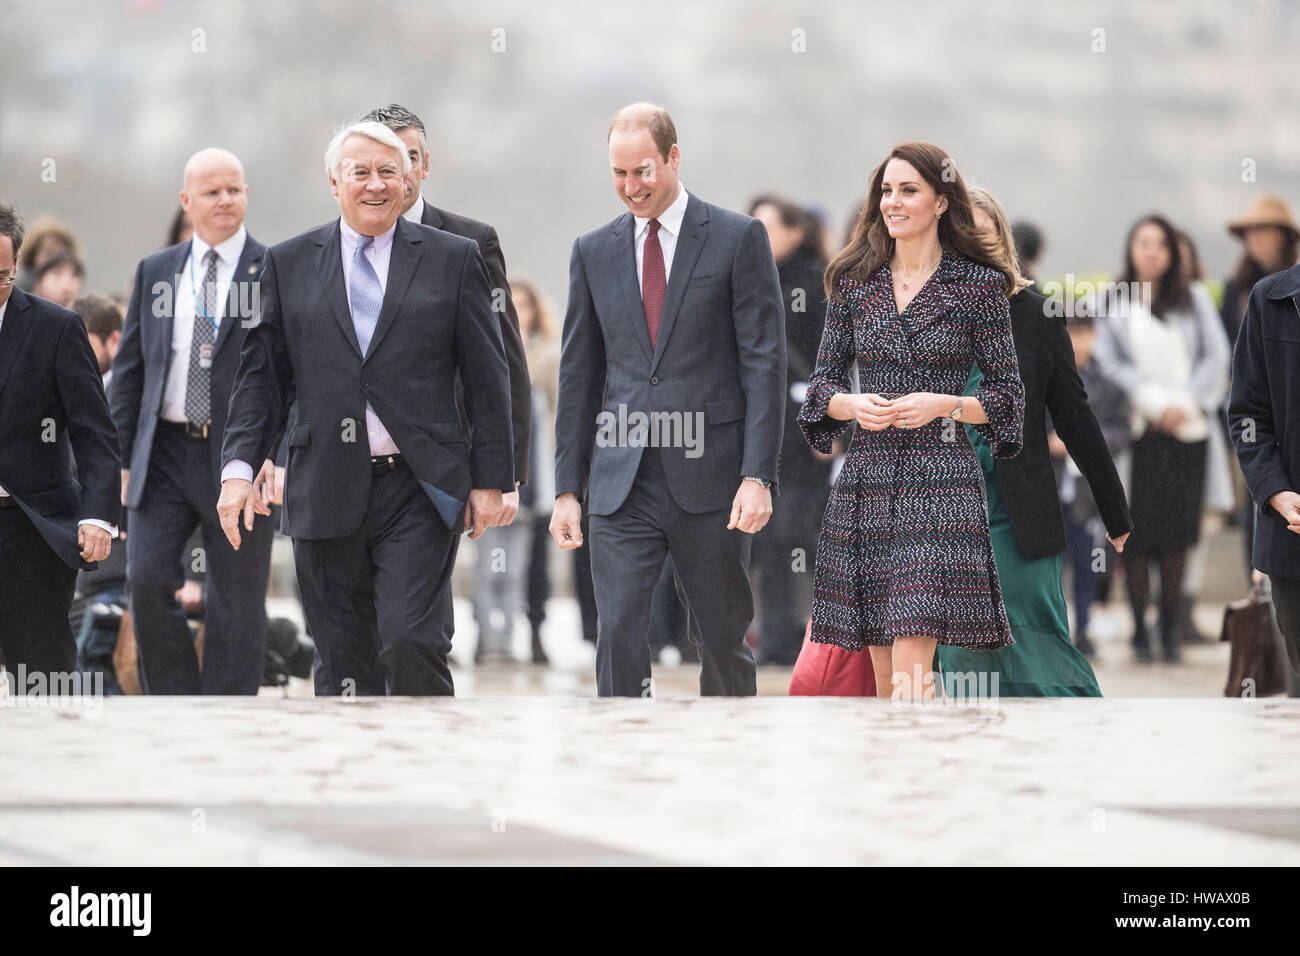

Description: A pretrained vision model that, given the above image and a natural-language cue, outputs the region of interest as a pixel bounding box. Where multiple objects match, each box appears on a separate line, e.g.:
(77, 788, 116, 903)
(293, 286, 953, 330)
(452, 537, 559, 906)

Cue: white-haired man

(218, 122, 514, 695)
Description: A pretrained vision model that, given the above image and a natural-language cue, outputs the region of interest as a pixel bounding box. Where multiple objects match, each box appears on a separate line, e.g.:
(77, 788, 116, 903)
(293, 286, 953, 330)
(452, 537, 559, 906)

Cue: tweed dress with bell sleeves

(798, 250, 1025, 650)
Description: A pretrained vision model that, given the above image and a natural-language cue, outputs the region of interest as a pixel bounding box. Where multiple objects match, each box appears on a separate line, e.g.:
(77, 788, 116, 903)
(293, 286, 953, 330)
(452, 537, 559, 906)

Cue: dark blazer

(421, 200, 531, 485)
(0, 288, 121, 569)
(555, 192, 786, 516)
(222, 217, 514, 538)
(775, 247, 832, 492)
(110, 234, 267, 509)
(994, 288, 1132, 559)
(1228, 263, 1300, 578)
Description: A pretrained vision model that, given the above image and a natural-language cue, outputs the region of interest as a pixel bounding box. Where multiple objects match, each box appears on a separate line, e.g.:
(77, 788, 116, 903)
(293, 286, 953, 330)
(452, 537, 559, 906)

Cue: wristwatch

(742, 476, 772, 488)
(949, 397, 964, 421)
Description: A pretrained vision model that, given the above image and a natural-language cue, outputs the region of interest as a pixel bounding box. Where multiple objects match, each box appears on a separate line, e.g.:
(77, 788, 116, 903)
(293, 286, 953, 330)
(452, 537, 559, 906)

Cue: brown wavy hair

(825, 142, 1015, 301)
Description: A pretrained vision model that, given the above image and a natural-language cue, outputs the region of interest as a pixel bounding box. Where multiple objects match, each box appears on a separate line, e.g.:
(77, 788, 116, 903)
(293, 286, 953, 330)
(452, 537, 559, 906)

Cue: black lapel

(0, 288, 36, 395)
(609, 214, 654, 365)
(155, 242, 190, 381)
(420, 200, 445, 231)
(365, 217, 421, 361)
(314, 221, 363, 359)
(215, 237, 265, 353)
(650, 194, 708, 372)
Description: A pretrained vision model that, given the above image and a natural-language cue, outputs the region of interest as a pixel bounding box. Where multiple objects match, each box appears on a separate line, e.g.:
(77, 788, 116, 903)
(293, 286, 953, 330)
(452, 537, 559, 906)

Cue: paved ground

(4, 525, 1293, 866)
(1, 695, 1296, 865)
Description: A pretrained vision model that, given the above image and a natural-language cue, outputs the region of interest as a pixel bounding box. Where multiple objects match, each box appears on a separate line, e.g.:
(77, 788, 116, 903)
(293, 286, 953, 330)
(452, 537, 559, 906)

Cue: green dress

(936, 367, 1103, 697)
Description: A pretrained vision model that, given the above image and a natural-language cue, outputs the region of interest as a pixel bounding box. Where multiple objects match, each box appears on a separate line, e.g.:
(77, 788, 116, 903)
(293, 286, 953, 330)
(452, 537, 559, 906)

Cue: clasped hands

(846, 391, 950, 431)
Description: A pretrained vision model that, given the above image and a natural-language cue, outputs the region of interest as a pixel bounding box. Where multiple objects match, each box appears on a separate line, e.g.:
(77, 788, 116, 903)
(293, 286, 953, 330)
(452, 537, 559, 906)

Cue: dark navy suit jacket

(555, 192, 786, 516)
(0, 288, 121, 569)
(420, 200, 531, 485)
(110, 233, 267, 508)
(222, 217, 514, 537)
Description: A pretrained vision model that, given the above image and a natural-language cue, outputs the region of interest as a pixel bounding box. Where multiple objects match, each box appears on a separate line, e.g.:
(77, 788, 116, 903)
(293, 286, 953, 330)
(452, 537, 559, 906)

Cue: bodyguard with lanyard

(108, 148, 277, 695)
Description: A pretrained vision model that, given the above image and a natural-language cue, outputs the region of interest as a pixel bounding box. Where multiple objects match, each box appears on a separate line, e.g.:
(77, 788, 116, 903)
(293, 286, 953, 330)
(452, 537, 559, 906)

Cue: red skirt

(788, 621, 877, 696)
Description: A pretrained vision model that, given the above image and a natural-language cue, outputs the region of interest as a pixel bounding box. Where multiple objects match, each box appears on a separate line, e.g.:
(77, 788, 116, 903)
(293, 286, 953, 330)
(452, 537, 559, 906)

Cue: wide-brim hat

(1228, 193, 1300, 240)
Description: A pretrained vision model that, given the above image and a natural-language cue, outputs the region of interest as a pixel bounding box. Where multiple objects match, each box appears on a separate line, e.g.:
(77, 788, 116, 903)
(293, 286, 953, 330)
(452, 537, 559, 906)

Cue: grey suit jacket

(555, 192, 786, 516)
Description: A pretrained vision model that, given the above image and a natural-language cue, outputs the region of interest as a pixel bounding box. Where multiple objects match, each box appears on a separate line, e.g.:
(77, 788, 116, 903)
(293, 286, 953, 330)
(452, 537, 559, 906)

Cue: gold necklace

(893, 253, 942, 291)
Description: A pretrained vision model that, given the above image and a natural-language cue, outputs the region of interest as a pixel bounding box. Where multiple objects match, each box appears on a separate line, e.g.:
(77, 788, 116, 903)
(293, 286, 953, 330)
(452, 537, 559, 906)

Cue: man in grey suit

(550, 103, 786, 697)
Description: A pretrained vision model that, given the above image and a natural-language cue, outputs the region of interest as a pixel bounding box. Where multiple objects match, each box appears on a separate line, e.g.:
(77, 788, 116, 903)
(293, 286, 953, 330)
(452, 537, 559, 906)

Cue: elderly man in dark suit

(0, 201, 120, 682)
(551, 103, 786, 697)
(219, 121, 514, 696)
(359, 104, 531, 504)
(110, 148, 275, 695)
(1229, 259, 1300, 691)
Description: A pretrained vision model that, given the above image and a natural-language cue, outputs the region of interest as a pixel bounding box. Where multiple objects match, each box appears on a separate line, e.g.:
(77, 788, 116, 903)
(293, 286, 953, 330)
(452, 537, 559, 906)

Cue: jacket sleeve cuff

(77, 518, 119, 538)
(797, 379, 851, 454)
(222, 460, 256, 484)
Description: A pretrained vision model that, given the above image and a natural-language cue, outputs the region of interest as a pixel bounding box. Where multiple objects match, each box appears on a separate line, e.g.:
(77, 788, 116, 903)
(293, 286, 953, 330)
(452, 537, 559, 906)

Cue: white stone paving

(2, 696, 1297, 865)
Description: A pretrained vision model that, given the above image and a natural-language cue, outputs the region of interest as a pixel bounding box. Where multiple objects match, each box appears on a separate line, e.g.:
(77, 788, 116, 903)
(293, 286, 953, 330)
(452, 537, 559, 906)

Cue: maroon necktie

(642, 219, 666, 348)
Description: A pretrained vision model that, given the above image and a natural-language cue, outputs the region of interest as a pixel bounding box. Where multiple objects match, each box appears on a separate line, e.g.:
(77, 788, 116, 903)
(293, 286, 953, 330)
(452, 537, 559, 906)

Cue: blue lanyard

(188, 248, 221, 332)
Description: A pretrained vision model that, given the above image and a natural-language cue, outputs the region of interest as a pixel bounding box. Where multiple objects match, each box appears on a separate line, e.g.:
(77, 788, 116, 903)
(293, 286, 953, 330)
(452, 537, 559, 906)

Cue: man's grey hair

(323, 121, 411, 180)
(0, 201, 25, 258)
(357, 104, 428, 157)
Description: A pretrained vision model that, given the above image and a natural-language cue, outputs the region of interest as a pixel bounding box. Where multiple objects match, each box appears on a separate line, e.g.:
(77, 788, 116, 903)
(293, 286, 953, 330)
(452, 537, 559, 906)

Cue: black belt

(160, 420, 211, 439)
(370, 453, 404, 474)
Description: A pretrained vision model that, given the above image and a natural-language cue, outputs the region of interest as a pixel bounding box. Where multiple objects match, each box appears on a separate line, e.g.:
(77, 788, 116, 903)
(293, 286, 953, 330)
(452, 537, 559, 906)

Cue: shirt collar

(191, 225, 247, 269)
(340, 217, 398, 254)
(634, 184, 690, 238)
(0, 297, 7, 325)
(402, 195, 426, 223)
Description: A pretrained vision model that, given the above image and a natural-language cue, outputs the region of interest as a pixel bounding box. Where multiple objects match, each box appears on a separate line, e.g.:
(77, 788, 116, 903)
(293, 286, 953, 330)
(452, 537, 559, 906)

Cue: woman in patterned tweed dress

(798, 142, 1025, 698)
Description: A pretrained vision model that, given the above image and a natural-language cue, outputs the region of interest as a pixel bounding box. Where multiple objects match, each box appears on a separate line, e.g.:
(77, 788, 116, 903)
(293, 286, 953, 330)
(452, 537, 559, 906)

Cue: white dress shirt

(161, 226, 247, 422)
(633, 184, 690, 288)
(221, 220, 399, 485)
(0, 297, 119, 537)
(403, 195, 426, 223)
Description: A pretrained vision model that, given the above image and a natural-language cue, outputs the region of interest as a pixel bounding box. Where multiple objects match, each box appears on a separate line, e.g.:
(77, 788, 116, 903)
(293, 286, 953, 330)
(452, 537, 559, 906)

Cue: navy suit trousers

(127, 423, 272, 694)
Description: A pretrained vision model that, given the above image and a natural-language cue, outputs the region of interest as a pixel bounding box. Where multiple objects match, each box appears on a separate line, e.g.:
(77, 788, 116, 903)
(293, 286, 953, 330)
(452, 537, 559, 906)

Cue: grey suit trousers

(589, 448, 756, 697)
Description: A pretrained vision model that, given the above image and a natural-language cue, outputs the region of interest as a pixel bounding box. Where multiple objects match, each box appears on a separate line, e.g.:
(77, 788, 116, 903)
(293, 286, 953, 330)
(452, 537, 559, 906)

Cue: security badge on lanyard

(189, 250, 220, 369)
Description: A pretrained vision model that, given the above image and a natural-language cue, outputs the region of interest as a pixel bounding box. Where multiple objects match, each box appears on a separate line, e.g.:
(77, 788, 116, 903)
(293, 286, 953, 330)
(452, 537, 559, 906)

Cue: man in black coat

(360, 104, 531, 503)
(748, 197, 832, 664)
(1228, 262, 1300, 686)
(110, 148, 276, 695)
(219, 121, 514, 696)
(0, 201, 121, 681)
(550, 104, 786, 697)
